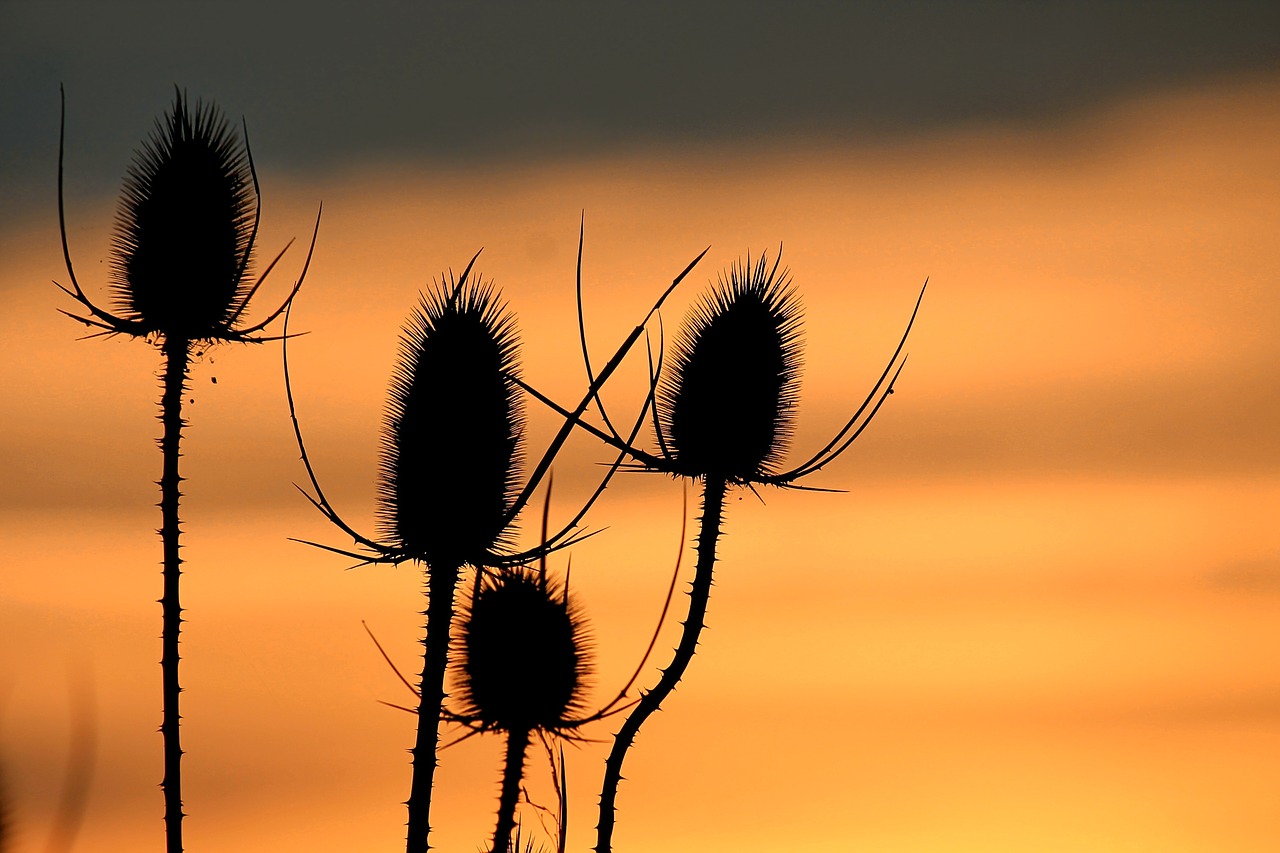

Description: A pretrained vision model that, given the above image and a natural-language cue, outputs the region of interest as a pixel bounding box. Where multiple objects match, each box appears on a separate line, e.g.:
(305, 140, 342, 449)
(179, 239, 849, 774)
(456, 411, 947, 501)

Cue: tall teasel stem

(56, 88, 317, 852)
(595, 475, 725, 850)
(158, 334, 192, 852)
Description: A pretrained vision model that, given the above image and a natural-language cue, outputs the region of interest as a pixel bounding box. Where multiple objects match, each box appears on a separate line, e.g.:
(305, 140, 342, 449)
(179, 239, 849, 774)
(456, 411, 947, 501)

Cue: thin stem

(595, 475, 727, 853)
(159, 335, 191, 853)
(405, 562, 462, 853)
(492, 726, 532, 853)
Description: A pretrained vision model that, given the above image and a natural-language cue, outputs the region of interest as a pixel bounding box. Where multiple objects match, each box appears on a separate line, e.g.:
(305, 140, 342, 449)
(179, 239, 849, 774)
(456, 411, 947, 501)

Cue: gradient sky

(2, 4, 1280, 852)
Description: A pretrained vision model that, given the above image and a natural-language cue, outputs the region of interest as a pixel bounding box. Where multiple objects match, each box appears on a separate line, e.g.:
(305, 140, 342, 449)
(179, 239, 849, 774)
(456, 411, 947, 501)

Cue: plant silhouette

(386, 269, 527, 852)
(362, 484, 689, 853)
(286, 233, 705, 852)
(456, 565, 590, 853)
(56, 87, 317, 852)
(520, 250, 923, 851)
(456, 485, 687, 853)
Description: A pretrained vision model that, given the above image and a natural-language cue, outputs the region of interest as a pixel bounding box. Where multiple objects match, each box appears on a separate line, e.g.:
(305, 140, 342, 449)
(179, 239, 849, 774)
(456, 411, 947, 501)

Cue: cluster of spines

(378, 277, 525, 568)
(658, 252, 803, 481)
(111, 91, 257, 339)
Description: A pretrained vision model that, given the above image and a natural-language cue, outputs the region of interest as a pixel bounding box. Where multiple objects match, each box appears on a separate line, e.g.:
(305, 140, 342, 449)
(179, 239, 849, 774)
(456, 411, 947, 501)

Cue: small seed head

(659, 252, 803, 481)
(456, 569, 591, 734)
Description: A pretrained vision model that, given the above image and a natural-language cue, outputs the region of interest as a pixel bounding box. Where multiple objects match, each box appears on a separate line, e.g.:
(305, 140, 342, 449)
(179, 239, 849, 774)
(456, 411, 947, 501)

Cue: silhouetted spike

(458, 566, 592, 853)
(362, 621, 421, 701)
(236, 202, 321, 337)
(225, 237, 292, 329)
(282, 305, 388, 555)
(591, 483, 687, 720)
(575, 213, 622, 443)
(222, 115, 262, 327)
(594, 255, 923, 853)
(505, 244, 709, 524)
(457, 568, 592, 734)
(646, 322, 672, 464)
(779, 278, 925, 479)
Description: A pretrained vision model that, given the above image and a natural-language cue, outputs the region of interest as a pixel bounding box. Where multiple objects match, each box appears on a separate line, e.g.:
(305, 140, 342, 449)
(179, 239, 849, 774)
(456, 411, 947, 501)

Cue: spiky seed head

(110, 90, 256, 339)
(456, 568, 591, 734)
(659, 252, 803, 481)
(378, 276, 524, 567)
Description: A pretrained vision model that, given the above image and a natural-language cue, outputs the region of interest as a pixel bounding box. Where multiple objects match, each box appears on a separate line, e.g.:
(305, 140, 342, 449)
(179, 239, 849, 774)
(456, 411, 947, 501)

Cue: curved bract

(378, 277, 525, 568)
(111, 91, 256, 339)
(659, 253, 803, 481)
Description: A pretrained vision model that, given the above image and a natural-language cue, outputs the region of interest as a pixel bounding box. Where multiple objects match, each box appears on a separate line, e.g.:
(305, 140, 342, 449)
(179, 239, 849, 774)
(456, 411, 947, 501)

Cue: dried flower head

(456, 567, 591, 735)
(58, 87, 316, 343)
(378, 276, 525, 569)
(658, 252, 803, 481)
(111, 91, 257, 338)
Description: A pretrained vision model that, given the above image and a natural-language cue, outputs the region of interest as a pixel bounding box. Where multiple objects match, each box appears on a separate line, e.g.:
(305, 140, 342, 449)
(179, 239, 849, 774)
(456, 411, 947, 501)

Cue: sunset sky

(3, 3, 1280, 852)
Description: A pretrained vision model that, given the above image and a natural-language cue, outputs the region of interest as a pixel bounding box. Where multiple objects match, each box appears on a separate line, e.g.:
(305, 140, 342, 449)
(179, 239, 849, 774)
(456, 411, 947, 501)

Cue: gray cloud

(4, 1, 1279, 225)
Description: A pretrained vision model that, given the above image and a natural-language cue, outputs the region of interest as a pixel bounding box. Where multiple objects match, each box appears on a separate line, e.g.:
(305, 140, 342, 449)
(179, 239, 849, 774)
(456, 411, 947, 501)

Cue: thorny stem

(159, 335, 191, 853)
(405, 562, 462, 853)
(595, 475, 727, 853)
(492, 726, 532, 853)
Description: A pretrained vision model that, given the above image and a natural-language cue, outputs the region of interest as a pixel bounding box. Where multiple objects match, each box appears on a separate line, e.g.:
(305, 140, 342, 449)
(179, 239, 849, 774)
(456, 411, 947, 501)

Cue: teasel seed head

(456, 568, 592, 734)
(378, 275, 525, 568)
(658, 252, 803, 481)
(109, 89, 256, 339)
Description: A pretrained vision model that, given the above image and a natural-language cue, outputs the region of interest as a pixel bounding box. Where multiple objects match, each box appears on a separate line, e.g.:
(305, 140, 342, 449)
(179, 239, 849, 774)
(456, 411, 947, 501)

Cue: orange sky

(2, 73, 1279, 852)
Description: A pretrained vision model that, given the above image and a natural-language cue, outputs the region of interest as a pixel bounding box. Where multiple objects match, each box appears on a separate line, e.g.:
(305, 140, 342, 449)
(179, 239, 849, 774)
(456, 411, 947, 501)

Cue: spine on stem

(492, 726, 531, 853)
(159, 335, 192, 853)
(595, 475, 727, 853)
(405, 563, 460, 853)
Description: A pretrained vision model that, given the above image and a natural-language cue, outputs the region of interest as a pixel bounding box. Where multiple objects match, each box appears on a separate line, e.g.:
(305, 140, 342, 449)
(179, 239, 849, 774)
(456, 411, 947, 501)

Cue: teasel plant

(457, 560, 590, 853)
(516, 249, 924, 851)
(363, 483, 689, 853)
(55, 87, 318, 852)
(283, 235, 706, 853)
(462, 486, 692, 853)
